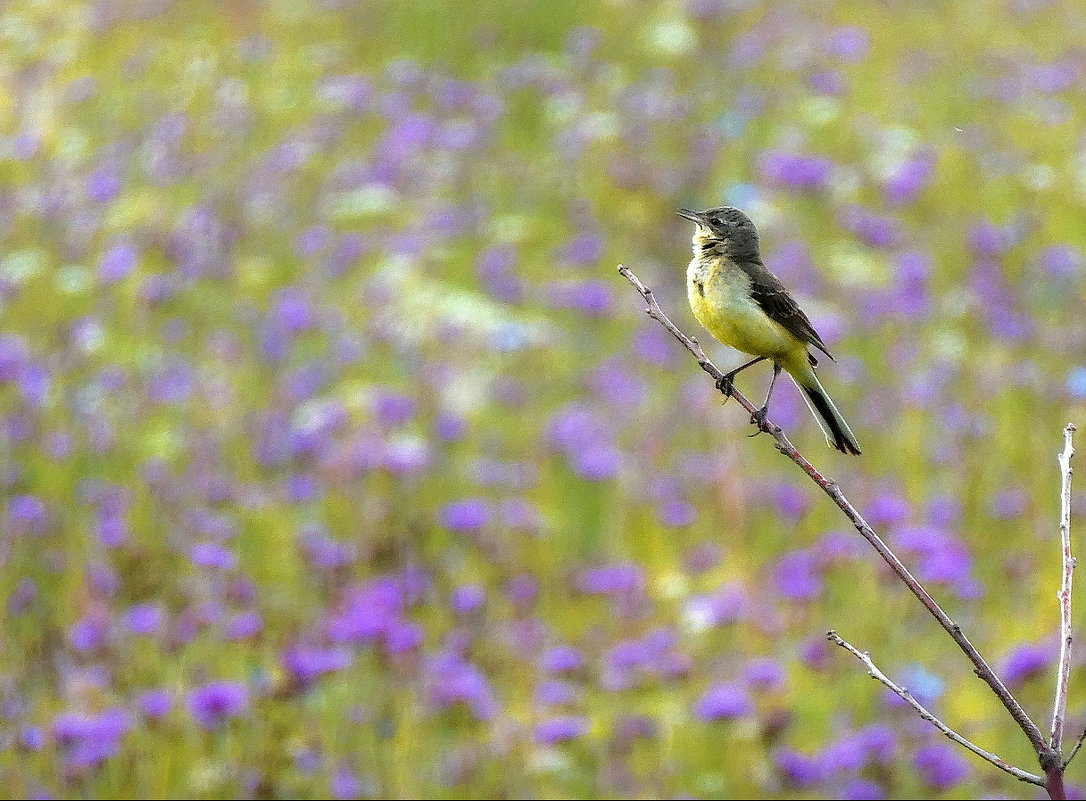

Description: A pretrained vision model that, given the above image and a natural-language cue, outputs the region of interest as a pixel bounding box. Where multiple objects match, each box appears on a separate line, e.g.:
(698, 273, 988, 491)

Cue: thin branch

(1063, 728, 1086, 770)
(1051, 423, 1077, 754)
(617, 264, 1053, 761)
(827, 631, 1045, 786)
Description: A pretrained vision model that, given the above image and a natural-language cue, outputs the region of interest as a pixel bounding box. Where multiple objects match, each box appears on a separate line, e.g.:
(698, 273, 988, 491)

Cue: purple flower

(1040, 244, 1081, 277)
(224, 611, 263, 640)
(990, 488, 1027, 518)
(98, 242, 138, 284)
(187, 681, 249, 729)
(534, 680, 581, 706)
(694, 682, 753, 721)
(53, 708, 131, 767)
(577, 562, 643, 595)
(331, 766, 365, 800)
(189, 542, 237, 570)
(547, 280, 614, 316)
(284, 473, 321, 503)
(774, 747, 824, 786)
(383, 619, 424, 654)
(434, 412, 466, 441)
(633, 327, 673, 365)
(123, 603, 164, 636)
(914, 742, 970, 791)
(272, 287, 314, 332)
(439, 499, 490, 532)
(555, 232, 604, 266)
(540, 645, 584, 673)
(7, 494, 47, 534)
(137, 689, 173, 720)
(19, 726, 44, 751)
(424, 652, 497, 720)
(571, 445, 620, 480)
(16, 361, 49, 406)
(506, 574, 538, 606)
(534, 715, 589, 743)
(658, 499, 696, 527)
(771, 483, 811, 520)
(744, 658, 785, 690)
(87, 167, 121, 202)
(758, 150, 834, 190)
(838, 205, 900, 248)
(371, 390, 416, 426)
(967, 220, 1012, 256)
(1000, 642, 1051, 685)
(856, 724, 896, 764)
(892, 250, 932, 320)
(68, 614, 109, 652)
(829, 26, 870, 61)
(883, 156, 932, 205)
(841, 779, 886, 800)
(282, 646, 352, 689)
(450, 583, 486, 615)
(891, 525, 975, 590)
(808, 69, 846, 95)
(773, 549, 823, 600)
(326, 576, 405, 644)
(0, 334, 28, 380)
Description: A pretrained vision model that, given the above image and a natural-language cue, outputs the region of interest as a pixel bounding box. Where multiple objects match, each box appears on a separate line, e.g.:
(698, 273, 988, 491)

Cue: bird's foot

(715, 372, 735, 397)
(749, 405, 770, 436)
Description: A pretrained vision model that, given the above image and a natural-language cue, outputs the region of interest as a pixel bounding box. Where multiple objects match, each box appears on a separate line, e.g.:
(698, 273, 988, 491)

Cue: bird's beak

(676, 208, 703, 224)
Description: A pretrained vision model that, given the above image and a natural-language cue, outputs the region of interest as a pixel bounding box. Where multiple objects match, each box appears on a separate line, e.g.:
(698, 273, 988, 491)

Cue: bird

(677, 206, 861, 455)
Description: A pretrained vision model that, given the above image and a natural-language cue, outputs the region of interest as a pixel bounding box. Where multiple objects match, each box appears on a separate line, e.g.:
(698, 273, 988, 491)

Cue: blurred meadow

(4, 0, 1086, 798)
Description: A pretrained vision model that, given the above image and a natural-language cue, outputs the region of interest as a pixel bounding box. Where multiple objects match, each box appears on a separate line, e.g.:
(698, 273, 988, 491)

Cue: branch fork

(618, 264, 1077, 798)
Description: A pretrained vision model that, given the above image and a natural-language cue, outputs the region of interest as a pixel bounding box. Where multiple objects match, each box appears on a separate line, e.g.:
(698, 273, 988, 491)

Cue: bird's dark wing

(738, 261, 834, 361)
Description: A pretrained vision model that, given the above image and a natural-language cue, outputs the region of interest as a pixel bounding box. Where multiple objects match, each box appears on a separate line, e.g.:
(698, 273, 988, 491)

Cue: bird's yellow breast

(687, 255, 804, 362)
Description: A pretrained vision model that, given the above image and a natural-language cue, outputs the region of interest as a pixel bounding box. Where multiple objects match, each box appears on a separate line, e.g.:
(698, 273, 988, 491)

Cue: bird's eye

(711, 217, 722, 225)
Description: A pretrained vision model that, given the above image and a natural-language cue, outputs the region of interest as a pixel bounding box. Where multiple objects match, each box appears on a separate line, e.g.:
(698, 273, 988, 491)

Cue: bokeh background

(2, 0, 1086, 798)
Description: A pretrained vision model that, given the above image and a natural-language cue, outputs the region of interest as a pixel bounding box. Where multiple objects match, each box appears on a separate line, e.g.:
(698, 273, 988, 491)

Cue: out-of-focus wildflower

(999, 642, 1051, 686)
(439, 499, 490, 532)
(53, 708, 131, 767)
(758, 150, 834, 190)
(540, 644, 584, 673)
(137, 689, 173, 721)
(187, 681, 249, 729)
(774, 747, 825, 786)
(282, 646, 352, 690)
(693, 682, 753, 721)
(773, 549, 823, 601)
(534, 715, 589, 743)
(424, 651, 498, 721)
(913, 742, 971, 791)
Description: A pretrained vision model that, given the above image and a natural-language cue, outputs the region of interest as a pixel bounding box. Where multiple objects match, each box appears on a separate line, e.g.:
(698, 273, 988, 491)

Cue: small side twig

(1063, 728, 1086, 770)
(1051, 423, 1077, 756)
(827, 631, 1045, 786)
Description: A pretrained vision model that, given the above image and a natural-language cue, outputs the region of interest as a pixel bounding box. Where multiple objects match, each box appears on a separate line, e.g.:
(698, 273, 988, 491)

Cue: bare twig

(617, 264, 1050, 758)
(827, 631, 1045, 786)
(1051, 424, 1077, 755)
(1063, 728, 1086, 770)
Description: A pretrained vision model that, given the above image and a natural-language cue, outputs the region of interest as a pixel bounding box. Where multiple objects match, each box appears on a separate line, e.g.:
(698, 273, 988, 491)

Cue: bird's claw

(749, 405, 770, 435)
(715, 373, 735, 397)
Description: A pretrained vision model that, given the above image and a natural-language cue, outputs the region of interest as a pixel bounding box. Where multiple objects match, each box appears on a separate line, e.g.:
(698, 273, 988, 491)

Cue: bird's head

(677, 206, 761, 261)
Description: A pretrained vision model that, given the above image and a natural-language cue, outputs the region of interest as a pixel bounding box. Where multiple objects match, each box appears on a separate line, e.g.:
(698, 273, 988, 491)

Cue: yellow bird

(678, 206, 861, 455)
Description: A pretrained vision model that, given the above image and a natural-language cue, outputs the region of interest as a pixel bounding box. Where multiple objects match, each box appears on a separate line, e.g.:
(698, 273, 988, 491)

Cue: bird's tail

(788, 361, 861, 456)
